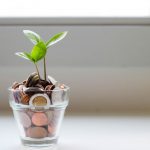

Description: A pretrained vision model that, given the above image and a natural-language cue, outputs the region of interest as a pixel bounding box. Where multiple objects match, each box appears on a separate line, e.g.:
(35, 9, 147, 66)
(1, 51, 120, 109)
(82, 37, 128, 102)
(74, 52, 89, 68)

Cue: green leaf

(37, 41, 47, 50)
(15, 52, 33, 61)
(46, 31, 68, 48)
(23, 30, 41, 45)
(30, 42, 47, 62)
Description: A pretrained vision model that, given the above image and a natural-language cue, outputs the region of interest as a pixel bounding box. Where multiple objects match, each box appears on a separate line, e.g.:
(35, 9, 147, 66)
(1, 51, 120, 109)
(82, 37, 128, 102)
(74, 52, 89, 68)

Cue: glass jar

(9, 86, 69, 148)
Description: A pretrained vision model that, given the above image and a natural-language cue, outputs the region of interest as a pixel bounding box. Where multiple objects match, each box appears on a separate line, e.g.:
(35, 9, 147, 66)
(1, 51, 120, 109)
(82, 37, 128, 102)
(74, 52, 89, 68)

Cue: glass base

(21, 137, 58, 148)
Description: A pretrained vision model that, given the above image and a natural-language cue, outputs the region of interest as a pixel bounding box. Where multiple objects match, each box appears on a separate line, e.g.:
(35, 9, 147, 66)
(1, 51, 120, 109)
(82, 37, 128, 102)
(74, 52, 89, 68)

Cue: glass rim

(10, 100, 68, 110)
(8, 84, 70, 92)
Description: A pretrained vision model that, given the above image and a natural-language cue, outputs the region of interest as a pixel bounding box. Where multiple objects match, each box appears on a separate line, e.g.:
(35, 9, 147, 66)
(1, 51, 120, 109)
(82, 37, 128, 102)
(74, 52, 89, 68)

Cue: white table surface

(0, 114, 150, 150)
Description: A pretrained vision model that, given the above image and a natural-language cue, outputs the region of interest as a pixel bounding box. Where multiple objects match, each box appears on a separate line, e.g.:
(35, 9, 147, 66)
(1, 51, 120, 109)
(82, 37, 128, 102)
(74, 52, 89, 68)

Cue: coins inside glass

(21, 94, 30, 105)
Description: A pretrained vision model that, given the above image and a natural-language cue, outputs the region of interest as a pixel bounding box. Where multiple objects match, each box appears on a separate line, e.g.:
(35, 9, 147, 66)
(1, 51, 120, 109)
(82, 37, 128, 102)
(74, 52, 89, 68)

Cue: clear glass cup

(9, 86, 69, 148)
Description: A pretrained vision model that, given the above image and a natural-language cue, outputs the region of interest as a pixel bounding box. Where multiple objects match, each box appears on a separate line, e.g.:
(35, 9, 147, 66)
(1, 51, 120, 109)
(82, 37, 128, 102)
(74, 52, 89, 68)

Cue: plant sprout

(16, 30, 68, 80)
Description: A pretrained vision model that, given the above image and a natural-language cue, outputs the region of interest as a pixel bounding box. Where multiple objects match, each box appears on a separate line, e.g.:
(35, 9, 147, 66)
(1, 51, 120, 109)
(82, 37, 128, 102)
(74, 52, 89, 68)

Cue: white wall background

(1, 19, 150, 113)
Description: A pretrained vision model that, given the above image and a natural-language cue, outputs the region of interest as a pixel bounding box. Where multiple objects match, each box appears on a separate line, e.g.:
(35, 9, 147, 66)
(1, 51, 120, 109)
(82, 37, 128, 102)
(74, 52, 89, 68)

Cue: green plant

(16, 30, 68, 80)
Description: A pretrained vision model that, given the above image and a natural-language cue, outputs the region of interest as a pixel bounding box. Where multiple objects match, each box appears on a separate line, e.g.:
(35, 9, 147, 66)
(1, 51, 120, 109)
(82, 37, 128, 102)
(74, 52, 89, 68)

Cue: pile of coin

(11, 72, 67, 106)
(11, 72, 68, 139)
(17, 109, 61, 138)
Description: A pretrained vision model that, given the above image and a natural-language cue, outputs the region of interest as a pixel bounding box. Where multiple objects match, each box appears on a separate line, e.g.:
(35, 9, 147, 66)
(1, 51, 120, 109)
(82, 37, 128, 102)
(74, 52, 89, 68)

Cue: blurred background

(1, 0, 150, 114)
(1, 19, 150, 114)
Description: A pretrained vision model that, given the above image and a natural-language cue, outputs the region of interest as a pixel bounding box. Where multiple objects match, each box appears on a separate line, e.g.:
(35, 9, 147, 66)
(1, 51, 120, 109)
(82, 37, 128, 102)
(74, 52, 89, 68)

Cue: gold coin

(29, 94, 50, 107)
(32, 96, 47, 106)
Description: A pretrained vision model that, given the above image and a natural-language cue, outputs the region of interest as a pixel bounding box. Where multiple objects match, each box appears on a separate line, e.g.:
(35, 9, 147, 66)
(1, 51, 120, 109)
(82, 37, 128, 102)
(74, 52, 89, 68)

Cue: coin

(26, 72, 40, 87)
(45, 85, 55, 91)
(22, 80, 27, 85)
(12, 82, 21, 89)
(48, 124, 56, 135)
(19, 84, 25, 91)
(29, 94, 50, 106)
(45, 85, 55, 104)
(13, 90, 23, 103)
(35, 84, 44, 90)
(21, 94, 30, 105)
(59, 84, 65, 89)
(12, 82, 19, 89)
(39, 80, 50, 88)
(32, 96, 47, 106)
(24, 87, 43, 95)
(19, 112, 31, 128)
(32, 112, 48, 126)
(26, 127, 48, 138)
(49, 110, 61, 127)
(45, 110, 54, 124)
(26, 110, 34, 118)
(47, 75, 57, 85)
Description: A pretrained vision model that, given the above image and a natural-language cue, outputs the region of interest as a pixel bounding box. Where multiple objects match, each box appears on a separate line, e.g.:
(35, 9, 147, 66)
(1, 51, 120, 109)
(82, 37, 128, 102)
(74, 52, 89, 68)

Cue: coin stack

(11, 72, 67, 139)
(17, 109, 61, 138)
(11, 72, 67, 106)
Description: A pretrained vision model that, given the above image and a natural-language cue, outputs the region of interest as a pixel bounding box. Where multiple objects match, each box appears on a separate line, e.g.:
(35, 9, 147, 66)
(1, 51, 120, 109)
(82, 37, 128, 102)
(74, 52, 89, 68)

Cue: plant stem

(34, 63, 40, 80)
(44, 57, 47, 81)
